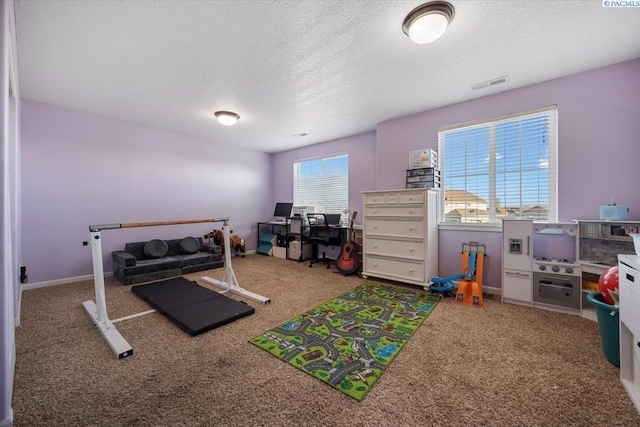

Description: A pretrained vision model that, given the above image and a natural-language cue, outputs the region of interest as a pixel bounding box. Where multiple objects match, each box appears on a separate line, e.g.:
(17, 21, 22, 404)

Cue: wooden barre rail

(89, 217, 229, 232)
(121, 218, 221, 228)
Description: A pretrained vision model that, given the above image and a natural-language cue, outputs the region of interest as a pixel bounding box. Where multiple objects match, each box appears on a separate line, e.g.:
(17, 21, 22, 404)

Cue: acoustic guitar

(336, 211, 358, 275)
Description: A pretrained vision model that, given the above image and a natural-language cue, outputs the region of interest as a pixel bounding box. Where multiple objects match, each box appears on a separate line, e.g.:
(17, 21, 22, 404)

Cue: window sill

(438, 223, 502, 233)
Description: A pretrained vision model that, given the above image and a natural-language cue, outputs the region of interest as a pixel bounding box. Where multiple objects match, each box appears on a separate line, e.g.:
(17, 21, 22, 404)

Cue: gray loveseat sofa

(112, 236, 223, 285)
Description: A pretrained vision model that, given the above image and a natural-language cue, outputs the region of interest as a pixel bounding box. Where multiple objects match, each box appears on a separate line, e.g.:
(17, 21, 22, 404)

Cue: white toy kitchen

(502, 219, 584, 316)
(502, 218, 640, 320)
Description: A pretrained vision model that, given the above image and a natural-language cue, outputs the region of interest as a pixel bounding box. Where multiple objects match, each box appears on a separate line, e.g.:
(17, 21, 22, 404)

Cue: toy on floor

(598, 266, 619, 306)
(428, 273, 464, 298)
(428, 241, 486, 306)
(205, 229, 246, 258)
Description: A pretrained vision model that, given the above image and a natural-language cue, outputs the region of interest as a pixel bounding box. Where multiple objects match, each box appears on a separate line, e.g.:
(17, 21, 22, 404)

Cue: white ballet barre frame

(83, 217, 269, 359)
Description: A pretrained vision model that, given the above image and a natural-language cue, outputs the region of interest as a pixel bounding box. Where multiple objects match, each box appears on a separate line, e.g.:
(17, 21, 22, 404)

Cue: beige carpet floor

(13, 254, 640, 426)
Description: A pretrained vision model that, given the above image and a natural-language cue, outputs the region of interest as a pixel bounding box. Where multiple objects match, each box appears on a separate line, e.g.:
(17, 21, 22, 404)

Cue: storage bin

(409, 149, 438, 169)
(587, 292, 620, 367)
(272, 246, 287, 259)
(288, 240, 312, 261)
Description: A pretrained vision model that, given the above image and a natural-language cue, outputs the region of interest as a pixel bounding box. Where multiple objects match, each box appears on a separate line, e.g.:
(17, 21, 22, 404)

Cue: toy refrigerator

(502, 219, 533, 306)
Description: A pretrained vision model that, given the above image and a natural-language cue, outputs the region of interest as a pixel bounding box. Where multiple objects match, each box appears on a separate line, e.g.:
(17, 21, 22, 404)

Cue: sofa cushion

(166, 237, 204, 256)
(179, 237, 201, 254)
(124, 241, 148, 260)
(123, 257, 181, 275)
(120, 268, 182, 286)
(173, 252, 217, 267)
(112, 250, 136, 267)
(144, 239, 169, 258)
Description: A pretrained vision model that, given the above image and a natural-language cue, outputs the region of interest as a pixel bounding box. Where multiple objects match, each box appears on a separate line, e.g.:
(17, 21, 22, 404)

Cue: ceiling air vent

(471, 75, 509, 91)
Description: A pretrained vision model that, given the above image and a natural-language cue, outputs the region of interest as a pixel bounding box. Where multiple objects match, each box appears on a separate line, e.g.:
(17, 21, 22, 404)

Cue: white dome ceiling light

(214, 111, 240, 126)
(402, 1, 455, 45)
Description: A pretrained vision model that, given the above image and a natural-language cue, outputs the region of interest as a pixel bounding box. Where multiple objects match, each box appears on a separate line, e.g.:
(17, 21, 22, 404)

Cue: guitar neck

(347, 211, 357, 244)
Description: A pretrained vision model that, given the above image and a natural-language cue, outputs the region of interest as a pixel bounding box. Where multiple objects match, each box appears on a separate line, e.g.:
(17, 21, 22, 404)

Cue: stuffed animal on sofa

(205, 229, 246, 258)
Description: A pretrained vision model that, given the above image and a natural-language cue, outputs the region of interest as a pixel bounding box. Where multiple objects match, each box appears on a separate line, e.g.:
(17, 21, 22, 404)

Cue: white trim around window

(293, 153, 349, 214)
(438, 105, 558, 225)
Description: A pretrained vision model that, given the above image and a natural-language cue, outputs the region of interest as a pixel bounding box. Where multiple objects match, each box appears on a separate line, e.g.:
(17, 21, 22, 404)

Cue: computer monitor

(273, 202, 293, 220)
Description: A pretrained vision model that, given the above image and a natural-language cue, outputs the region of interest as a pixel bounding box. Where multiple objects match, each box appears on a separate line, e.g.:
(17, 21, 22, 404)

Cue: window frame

(438, 105, 558, 225)
(293, 152, 349, 214)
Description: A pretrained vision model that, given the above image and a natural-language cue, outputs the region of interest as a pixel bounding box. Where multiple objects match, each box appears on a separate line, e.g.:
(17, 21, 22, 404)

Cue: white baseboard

(21, 272, 113, 291)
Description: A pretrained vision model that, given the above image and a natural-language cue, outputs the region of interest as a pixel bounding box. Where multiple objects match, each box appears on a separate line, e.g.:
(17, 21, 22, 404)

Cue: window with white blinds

(293, 154, 348, 213)
(438, 106, 557, 224)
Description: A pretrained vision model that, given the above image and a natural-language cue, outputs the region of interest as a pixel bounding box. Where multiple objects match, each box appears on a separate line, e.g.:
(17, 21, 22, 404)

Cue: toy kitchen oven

(532, 257, 582, 312)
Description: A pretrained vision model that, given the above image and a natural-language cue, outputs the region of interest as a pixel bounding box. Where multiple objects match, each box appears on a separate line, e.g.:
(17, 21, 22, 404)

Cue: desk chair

(306, 213, 342, 269)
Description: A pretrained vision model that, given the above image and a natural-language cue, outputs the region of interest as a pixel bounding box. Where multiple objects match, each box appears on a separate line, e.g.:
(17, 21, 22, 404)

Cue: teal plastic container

(586, 292, 620, 367)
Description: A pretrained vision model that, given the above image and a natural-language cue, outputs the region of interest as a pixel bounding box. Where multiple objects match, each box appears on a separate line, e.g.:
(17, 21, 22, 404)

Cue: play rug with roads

(249, 281, 439, 401)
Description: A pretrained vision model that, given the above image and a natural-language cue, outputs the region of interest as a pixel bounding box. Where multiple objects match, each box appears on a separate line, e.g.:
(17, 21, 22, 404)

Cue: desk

(256, 220, 347, 261)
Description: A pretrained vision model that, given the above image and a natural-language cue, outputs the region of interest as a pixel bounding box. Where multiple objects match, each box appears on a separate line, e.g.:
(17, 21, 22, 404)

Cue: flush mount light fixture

(214, 111, 240, 126)
(402, 1, 455, 44)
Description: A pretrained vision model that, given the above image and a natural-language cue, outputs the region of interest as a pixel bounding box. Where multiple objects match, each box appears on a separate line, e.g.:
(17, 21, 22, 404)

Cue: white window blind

(438, 106, 557, 223)
(293, 154, 348, 213)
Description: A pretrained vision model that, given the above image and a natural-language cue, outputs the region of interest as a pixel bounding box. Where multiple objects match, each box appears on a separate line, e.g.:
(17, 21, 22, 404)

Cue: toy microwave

(600, 205, 629, 221)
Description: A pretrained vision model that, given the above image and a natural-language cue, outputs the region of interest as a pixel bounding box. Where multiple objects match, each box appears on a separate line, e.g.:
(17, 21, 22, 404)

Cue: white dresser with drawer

(361, 188, 438, 288)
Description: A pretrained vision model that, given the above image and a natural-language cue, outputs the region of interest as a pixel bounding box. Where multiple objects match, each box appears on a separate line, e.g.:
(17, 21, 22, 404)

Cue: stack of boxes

(287, 216, 312, 261)
(406, 149, 441, 189)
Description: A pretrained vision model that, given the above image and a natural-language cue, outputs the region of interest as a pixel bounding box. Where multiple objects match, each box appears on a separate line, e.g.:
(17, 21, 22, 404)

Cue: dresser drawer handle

(373, 263, 378, 267)
(409, 210, 413, 214)
(409, 227, 414, 231)
(373, 244, 378, 248)
(373, 210, 377, 214)
(409, 268, 414, 273)
(373, 225, 378, 229)
(409, 247, 414, 252)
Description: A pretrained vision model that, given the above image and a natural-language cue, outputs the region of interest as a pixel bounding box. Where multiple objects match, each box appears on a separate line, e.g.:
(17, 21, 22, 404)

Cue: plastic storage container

(587, 292, 620, 367)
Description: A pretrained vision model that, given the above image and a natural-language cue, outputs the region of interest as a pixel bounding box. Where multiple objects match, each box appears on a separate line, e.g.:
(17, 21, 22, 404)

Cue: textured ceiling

(14, 0, 640, 153)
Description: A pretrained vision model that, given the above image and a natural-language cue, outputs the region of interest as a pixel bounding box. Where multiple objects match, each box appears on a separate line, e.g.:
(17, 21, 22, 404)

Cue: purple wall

(375, 58, 640, 286)
(1, 0, 20, 423)
(21, 100, 272, 283)
(377, 59, 640, 220)
(20, 59, 640, 288)
(272, 59, 640, 289)
(271, 131, 377, 221)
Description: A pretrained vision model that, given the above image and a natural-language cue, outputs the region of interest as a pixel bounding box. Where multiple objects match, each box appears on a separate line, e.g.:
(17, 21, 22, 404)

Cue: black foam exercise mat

(166, 297, 255, 336)
(145, 285, 222, 314)
(132, 276, 254, 336)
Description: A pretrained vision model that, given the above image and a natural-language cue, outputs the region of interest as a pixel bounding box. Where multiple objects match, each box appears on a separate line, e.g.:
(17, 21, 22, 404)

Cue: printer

(292, 206, 314, 220)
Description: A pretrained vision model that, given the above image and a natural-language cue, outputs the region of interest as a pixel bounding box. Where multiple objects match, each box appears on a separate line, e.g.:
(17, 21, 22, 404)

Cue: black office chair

(307, 213, 342, 269)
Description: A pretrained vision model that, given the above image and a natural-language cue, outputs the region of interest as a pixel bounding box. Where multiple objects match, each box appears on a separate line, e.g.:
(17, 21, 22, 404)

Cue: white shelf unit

(576, 220, 639, 321)
(619, 254, 640, 413)
(579, 262, 605, 322)
(361, 188, 438, 288)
